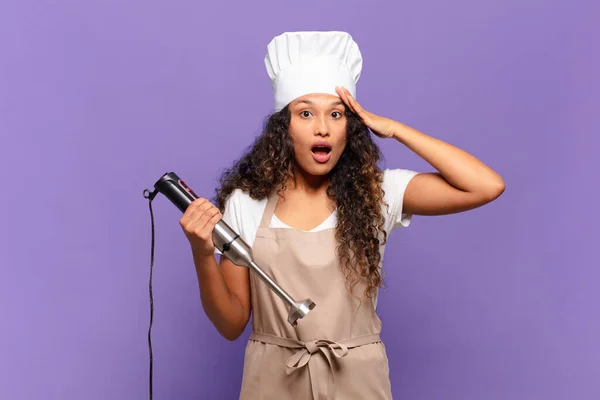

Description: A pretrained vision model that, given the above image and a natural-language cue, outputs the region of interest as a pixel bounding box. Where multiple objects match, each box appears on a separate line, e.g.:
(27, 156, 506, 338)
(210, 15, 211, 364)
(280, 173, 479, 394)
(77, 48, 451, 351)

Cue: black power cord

(143, 189, 158, 400)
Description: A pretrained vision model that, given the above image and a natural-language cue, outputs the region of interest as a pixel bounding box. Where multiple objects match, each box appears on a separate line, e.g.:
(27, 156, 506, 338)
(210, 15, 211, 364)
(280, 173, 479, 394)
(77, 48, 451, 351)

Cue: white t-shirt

(216, 168, 419, 307)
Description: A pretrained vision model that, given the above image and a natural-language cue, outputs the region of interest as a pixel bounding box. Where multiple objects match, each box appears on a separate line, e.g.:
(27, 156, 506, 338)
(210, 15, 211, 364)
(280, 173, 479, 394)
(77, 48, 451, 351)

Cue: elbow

(493, 178, 506, 198)
(482, 179, 506, 203)
(217, 318, 249, 342)
(222, 329, 244, 342)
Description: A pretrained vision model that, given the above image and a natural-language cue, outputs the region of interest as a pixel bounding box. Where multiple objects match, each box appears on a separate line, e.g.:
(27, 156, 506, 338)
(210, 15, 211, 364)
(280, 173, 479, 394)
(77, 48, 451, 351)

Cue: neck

(287, 165, 330, 194)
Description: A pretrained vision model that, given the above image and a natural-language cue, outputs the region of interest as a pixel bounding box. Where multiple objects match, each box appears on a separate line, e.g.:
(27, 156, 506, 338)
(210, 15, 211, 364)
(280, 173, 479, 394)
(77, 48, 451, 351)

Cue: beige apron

(239, 192, 393, 399)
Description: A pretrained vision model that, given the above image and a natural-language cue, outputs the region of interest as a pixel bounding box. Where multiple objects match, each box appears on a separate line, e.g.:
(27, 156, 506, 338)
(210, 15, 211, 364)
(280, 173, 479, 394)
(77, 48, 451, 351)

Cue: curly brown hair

(213, 105, 388, 299)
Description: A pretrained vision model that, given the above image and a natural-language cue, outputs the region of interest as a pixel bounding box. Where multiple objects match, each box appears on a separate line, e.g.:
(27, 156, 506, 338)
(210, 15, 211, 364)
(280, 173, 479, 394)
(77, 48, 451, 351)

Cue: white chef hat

(264, 31, 363, 112)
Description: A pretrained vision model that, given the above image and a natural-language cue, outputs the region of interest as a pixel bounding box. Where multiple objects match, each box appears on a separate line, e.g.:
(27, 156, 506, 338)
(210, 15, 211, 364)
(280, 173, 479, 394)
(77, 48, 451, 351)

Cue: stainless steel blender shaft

(213, 220, 315, 326)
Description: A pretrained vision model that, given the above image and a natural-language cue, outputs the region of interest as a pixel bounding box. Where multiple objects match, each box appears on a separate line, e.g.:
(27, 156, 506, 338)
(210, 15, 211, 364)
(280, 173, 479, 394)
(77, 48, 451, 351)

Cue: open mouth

(311, 142, 332, 163)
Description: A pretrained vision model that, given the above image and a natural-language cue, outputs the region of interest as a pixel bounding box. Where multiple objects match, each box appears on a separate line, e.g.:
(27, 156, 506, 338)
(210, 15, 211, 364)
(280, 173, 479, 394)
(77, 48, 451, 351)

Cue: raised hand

(336, 86, 397, 139)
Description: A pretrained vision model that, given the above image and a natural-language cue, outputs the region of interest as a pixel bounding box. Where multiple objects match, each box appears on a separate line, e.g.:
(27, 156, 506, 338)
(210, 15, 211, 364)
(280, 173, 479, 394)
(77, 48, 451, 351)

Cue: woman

(180, 31, 504, 399)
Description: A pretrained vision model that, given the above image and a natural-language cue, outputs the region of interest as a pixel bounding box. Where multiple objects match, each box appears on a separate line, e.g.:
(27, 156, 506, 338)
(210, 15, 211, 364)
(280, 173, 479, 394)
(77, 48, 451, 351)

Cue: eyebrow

(294, 99, 344, 106)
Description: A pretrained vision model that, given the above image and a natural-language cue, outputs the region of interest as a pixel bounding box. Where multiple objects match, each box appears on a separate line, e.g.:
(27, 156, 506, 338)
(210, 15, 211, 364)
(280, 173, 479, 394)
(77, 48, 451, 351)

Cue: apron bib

(239, 192, 393, 400)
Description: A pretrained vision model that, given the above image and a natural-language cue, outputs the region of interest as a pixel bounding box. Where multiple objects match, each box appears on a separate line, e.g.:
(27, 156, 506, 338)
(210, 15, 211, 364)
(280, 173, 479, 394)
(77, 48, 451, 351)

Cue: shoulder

(382, 168, 419, 192)
(223, 188, 266, 209)
(222, 189, 267, 223)
(219, 189, 267, 249)
(381, 168, 420, 232)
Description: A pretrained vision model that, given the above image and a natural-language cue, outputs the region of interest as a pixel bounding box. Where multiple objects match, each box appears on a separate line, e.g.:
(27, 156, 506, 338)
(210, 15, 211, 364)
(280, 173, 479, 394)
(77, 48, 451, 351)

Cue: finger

(194, 208, 221, 239)
(344, 88, 365, 116)
(180, 198, 208, 224)
(203, 208, 222, 230)
(336, 86, 356, 113)
(188, 200, 211, 224)
(347, 95, 373, 126)
(189, 198, 209, 213)
(183, 200, 213, 230)
(340, 87, 357, 109)
(190, 201, 215, 226)
(199, 207, 221, 230)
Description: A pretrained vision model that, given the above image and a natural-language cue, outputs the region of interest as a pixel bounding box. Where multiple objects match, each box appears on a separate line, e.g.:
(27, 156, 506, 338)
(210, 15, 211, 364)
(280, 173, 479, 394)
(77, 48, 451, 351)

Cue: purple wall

(1, 0, 598, 399)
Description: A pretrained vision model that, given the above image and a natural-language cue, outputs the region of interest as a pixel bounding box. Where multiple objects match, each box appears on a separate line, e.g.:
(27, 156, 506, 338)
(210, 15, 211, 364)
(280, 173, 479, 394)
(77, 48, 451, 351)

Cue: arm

(336, 86, 505, 216)
(180, 198, 251, 341)
(193, 252, 251, 341)
(391, 122, 505, 215)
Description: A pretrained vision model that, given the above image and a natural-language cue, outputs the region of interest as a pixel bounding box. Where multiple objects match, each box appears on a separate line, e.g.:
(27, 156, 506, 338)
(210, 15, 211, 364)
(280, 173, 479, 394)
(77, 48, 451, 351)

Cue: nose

(313, 115, 330, 137)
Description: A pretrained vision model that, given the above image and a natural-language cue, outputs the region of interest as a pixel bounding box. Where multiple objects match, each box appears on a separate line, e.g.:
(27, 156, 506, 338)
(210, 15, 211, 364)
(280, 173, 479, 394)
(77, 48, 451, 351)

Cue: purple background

(1, 0, 598, 399)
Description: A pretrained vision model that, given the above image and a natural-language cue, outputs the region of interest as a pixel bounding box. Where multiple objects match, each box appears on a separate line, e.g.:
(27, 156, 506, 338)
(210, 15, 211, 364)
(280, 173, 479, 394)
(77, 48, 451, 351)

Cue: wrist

(390, 121, 408, 142)
(191, 245, 216, 263)
(390, 120, 422, 144)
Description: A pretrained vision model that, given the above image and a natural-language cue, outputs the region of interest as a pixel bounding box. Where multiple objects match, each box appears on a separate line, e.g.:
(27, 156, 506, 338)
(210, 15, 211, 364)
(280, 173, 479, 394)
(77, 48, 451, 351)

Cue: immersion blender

(150, 172, 315, 326)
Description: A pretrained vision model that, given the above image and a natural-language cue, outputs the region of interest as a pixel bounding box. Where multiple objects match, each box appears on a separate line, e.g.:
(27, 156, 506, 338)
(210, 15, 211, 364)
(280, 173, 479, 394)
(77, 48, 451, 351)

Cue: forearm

(192, 251, 247, 340)
(391, 121, 505, 195)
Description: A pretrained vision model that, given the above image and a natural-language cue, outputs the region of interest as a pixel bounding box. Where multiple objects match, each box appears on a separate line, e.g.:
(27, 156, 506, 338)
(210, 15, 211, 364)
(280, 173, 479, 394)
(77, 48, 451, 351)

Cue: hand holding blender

(151, 172, 315, 326)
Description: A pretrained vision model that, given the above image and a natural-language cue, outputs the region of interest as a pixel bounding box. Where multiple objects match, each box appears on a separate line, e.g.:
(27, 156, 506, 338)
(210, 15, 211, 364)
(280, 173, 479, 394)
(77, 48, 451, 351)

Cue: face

(288, 93, 348, 176)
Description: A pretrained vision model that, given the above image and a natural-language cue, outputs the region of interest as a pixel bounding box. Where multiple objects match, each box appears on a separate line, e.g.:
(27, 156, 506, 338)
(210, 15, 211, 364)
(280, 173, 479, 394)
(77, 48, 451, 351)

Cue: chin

(308, 167, 332, 176)
(298, 161, 336, 176)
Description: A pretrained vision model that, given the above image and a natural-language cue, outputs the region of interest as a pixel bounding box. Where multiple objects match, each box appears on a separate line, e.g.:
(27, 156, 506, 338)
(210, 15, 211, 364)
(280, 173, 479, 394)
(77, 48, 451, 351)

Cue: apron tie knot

(249, 331, 382, 400)
(303, 339, 348, 356)
(286, 339, 349, 371)
(284, 339, 350, 399)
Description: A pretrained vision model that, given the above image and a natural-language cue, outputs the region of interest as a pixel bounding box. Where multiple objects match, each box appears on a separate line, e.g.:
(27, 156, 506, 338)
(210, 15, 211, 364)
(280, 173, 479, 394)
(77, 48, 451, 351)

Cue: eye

(300, 110, 312, 118)
(332, 111, 343, 119)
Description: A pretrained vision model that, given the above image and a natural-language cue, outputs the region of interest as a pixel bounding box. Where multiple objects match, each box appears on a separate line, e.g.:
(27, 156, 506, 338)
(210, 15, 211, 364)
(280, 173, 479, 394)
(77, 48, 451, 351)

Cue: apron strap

(259, 191, 280, 229)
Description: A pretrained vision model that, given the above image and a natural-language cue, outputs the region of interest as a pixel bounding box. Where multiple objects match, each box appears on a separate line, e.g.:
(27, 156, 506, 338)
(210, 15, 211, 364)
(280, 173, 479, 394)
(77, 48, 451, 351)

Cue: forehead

(290, 93, 343, 107)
